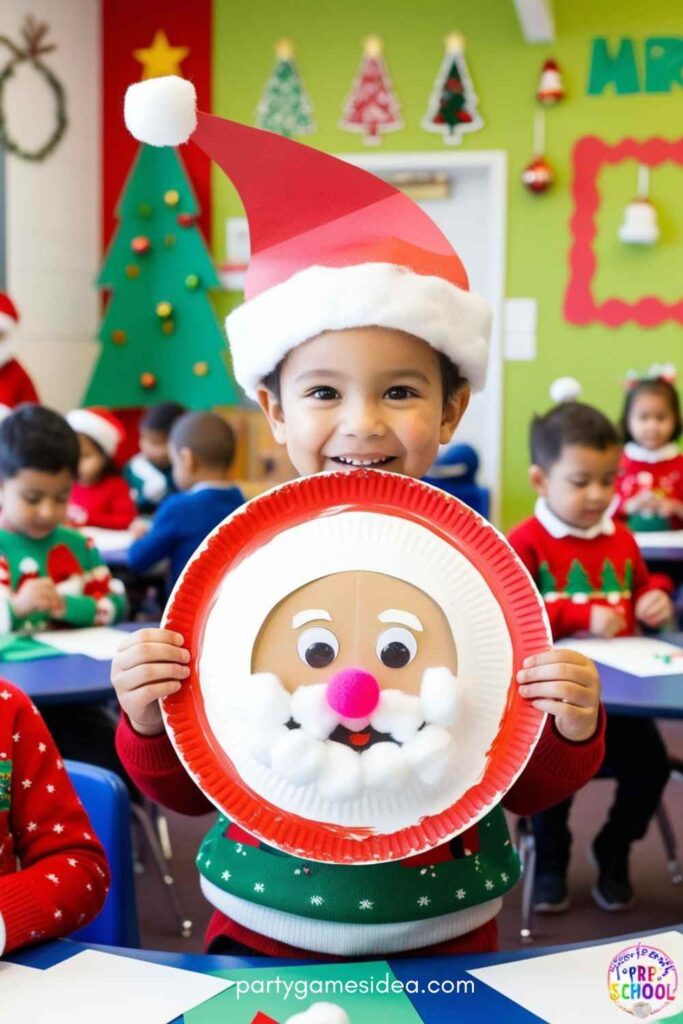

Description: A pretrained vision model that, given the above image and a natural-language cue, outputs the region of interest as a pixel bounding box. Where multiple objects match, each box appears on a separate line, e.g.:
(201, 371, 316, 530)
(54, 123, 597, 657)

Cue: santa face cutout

(164, 471, 548, 862)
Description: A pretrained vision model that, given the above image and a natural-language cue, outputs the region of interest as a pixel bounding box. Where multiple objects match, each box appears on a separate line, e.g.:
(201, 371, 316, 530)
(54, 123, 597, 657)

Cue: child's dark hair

(170, 412, 236, 469)
(0, 405, 80, 480)
(261, 350, 464, 406)
(620, 378, 682, 443)
(140, 401, 186, 435)
(530, 402, 620, 470)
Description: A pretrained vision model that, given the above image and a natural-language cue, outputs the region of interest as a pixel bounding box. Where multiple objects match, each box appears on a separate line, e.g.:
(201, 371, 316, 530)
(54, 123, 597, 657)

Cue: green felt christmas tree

(538, 561, 558, 596)
(601, 559, 623, 597)
(257, 39, 315, 139)
(565, 559, 592, 600)
(84, 144, 239, 409)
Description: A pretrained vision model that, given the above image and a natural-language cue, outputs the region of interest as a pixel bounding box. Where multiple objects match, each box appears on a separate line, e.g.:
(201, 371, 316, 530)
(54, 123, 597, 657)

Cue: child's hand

(517, 649, 600, 743)
(635, 589, 674, 630)
(625, 490, 658, 514)
(111, 628, 190, 736)
(659, 497, 683, 519)
(590, 604, 626, 638)
(10, 578, 63, 618)
(129, 518, 150, 540)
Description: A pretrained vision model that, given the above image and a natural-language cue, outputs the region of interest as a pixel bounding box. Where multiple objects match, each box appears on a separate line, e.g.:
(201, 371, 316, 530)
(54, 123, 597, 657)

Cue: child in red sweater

(66, 408, 137, 531)
(614, 366, 683, 532)
(0, 682, 110, 953)
(509, 397, 674, 915)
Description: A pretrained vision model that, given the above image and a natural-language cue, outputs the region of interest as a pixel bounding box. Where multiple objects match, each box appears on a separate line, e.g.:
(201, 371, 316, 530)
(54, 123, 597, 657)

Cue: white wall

(1, 0, 100, 410)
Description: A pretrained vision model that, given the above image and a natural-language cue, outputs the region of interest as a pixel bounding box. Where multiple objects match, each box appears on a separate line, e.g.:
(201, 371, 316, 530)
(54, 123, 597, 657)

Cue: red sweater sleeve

(93, 477, 137, 530)
(115, 714, 213, 816)
(503, 704, 606, 815)
(0, 688, 110, 954)
(15, 362, 39, 404)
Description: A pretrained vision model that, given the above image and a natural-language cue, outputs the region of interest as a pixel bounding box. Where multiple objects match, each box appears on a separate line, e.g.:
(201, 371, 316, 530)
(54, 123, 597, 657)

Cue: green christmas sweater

(0, 525, 127, 633)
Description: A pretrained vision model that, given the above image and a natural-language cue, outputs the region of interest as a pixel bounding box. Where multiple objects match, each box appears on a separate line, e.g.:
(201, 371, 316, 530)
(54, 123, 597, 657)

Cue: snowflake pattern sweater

(508, 499, 673, 639)
(0, 682, 110, 953)
(68, 474, 137, 531)
(614, 442, 683, 531)
(0, 525, 127, 633)
(116, 705, 605, 958)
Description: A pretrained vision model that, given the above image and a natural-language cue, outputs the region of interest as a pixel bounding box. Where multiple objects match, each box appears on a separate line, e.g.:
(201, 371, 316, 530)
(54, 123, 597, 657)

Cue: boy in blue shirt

(128, 412, 244, 589)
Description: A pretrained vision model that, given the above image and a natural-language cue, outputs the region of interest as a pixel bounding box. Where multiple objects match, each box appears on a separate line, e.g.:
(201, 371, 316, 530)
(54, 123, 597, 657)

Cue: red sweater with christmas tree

(508, 499, 673, 639)
(0, 682, 110, 953)
(614, 442, 683, 531)
(68, 474, 137, 531)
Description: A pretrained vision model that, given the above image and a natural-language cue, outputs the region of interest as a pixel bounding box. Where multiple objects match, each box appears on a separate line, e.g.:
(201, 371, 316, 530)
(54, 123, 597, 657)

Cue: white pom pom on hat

(550, 376, 582, 404)
(124, 76, 197, 147)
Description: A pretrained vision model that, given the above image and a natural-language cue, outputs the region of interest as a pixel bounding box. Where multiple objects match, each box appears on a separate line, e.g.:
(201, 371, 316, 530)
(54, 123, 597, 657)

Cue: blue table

(0, 623, 139, 705)
(594, 632, 683, 719)
(9, 926, 683, 1022)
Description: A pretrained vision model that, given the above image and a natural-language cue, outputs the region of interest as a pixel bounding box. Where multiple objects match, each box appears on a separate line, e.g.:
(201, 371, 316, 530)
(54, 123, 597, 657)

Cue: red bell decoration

(130, 235, 152, 254)
(522, 155, 554, 194)
(536, 58, 565, 105)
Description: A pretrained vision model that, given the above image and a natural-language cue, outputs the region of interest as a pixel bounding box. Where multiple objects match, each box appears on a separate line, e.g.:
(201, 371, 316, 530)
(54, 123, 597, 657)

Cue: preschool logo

(608, 942, 678, 1018)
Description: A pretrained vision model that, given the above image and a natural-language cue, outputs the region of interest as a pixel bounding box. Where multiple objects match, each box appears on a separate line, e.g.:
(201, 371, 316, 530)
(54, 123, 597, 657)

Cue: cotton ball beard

(285, 1002, 351, 1024)
(227, 667, 463, 802)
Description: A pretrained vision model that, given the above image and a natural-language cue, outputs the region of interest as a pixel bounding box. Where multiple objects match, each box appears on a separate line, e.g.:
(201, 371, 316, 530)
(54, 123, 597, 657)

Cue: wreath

(0, 15, 67, 162)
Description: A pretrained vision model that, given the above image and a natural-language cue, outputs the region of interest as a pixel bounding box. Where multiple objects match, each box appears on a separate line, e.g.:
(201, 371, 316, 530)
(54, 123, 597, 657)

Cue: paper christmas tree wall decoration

(565, 559, 592, 602)
(340, 36, 403, 145)
(84, 144, 239, 409)
(257, 39, 315, 139)
(422, 33, 484, 145)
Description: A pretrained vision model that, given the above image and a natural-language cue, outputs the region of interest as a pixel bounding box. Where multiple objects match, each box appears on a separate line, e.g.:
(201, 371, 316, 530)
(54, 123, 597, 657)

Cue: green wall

(212, 0, 682, 527)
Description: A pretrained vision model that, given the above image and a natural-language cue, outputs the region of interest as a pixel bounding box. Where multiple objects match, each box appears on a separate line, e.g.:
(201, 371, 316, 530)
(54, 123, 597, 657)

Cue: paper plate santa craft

(162, 470, 551, 865)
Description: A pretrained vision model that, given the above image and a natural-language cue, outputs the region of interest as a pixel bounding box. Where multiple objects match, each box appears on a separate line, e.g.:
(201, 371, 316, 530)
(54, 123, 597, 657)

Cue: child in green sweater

(0, 404, 129, 785)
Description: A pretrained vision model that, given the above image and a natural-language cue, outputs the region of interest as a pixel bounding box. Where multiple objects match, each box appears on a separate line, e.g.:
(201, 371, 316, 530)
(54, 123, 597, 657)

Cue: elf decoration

(0, 293, 39, 407)
(83, 143, 239, 409)
(340, 36, 402, 145)
(258, 39, 315, 139)
(421, 33, 483, 146)
(536, 58, 565, 105)
(618, 165, 660, 245)
(521, 110, 555, 194)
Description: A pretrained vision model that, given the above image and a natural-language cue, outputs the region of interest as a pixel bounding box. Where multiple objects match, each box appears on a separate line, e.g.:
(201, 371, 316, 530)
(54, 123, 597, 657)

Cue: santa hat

(0, 293, 19, 335)
(124, 76, 491, 398)
(66, 407, 125, 458)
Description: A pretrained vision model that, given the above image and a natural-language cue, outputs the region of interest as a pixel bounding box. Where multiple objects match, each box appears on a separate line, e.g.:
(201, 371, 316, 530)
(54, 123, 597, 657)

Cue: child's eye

(307, 386, 339, 400)
(385, 386, 417, 400)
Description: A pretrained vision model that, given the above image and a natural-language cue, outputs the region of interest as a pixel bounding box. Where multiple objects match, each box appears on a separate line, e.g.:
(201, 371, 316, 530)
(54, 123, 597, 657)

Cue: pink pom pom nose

(326, 668, 380, 719)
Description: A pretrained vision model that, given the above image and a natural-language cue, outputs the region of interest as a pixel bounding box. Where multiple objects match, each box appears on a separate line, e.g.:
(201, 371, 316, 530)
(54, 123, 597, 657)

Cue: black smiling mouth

(285, 718, 425, 750)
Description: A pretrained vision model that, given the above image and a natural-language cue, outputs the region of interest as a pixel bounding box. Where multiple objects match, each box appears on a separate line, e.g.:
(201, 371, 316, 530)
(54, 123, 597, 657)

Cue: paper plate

(162, 470, 550, 864)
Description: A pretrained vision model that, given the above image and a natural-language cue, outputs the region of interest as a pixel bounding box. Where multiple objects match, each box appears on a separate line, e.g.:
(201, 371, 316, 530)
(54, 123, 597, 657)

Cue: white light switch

(226, 217, 251, 265)
(504, 298, 538, 361)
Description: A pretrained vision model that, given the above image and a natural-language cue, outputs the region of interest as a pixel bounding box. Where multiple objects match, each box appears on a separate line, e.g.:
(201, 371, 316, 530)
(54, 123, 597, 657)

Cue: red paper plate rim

(163, 470, 550, 863)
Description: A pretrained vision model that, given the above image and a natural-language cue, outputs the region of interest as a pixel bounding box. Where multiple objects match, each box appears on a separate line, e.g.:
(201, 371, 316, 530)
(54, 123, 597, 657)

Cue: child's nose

(342, 402, 384, 438)
(326, 667, 380, 719)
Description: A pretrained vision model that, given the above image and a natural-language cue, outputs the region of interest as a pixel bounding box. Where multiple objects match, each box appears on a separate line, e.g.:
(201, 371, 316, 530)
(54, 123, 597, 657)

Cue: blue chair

(422, 443, 491, 519)
(66, 760, 140, 947)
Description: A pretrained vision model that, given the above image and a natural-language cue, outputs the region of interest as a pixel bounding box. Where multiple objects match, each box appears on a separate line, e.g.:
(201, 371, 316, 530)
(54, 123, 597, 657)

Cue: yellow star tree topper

(133, 29, 189, 80)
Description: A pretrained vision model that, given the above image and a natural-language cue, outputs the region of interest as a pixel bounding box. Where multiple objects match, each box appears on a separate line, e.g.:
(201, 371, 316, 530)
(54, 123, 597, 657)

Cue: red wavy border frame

(564, 137, 683, 327)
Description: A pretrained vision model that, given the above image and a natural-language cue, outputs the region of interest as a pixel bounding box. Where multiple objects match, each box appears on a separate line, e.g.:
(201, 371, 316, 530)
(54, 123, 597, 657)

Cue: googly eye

(376, 627, 417, 669)
(297, 627, 339, 668)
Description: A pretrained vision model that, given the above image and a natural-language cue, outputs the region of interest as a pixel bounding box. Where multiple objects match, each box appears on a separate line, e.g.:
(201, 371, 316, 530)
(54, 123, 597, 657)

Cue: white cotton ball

(232, 673, 291, 728)
(290, 683, 338, 740)
(550, 376, 582, 404)
(361, 742, 411, 791)
(270, 728, 326, 785)
(420, 667, 462, 727)
(285, 1002, 351, 1024)
(240, 723, 283, 766)
(404, 725, 456, 786)
(124, 76, 197, 146)
(318, 742, 363, 801)
(371, 690, 423, 742)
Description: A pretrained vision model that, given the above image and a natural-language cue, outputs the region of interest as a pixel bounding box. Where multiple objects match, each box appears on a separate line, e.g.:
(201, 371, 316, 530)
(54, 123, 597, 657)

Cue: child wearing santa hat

(111, 78, 604, 959)
(0, 293, 39, 408)
(66, 407, 137, 531)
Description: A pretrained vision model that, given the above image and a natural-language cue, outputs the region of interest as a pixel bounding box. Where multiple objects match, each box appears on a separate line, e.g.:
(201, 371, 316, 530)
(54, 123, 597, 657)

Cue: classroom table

(592, 632, 683, 719)
(0, 623, 139, 705)
(636, 531, 683, 565)
(9, 925, 683, 1023)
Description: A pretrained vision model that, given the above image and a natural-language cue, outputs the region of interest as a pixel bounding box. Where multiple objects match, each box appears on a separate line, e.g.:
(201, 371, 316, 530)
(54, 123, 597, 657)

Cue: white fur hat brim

(66, 410, 121, 456)
(0, 313, 17, 334)
(226, 262, 491, 398)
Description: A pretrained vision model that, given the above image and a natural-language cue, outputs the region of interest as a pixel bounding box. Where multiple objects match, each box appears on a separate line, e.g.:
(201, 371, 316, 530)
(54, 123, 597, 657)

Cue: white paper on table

(0, 961, 58, 1020)
(82, 527, 135, 553)
(557, 636, 683, 677)
(469, 930, 683, 1024)
(635, 530, 683, 549)
(41, 949, 234, 1024)
(38, 627, 128, 661)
